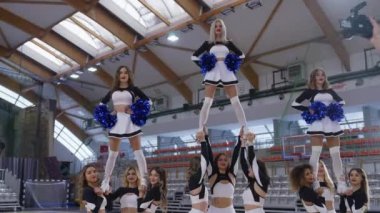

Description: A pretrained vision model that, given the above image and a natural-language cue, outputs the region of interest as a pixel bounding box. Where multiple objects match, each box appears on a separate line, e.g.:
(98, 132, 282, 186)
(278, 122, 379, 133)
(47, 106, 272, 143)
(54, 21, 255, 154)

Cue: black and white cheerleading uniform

(240, 143, 270, 213)
(206, 136, 241, 213)
(109, 187, 139, 209)
(138, 185, 161, 213)
(292, 89, 345, 137)
(101, 86, 150, 139)
(192, 41, 245, 87)
(188, 140, 209, 213)
(82, 186, 108, 213)
(299, 186, 328, 213)
(340, 188, 368, 213)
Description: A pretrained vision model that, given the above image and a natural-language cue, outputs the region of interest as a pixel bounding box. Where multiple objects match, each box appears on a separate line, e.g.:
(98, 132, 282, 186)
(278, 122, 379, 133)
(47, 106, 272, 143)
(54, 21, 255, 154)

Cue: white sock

(199, 97, 213, 130)
(134, 150, 148, 185)
(230, 96, 248, 133)
(329, 146, 344, 181)
(309, 146, 322, 189)
(103, 150, 118, 181)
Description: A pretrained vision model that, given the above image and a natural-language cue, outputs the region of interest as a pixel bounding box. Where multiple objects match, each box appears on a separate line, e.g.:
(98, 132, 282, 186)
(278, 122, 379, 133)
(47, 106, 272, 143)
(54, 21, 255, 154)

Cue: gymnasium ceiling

(0, 0, 378, 143)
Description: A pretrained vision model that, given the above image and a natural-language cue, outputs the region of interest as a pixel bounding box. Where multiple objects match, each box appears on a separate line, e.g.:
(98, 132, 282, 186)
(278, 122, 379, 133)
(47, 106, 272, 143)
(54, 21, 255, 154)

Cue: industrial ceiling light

(70, 73, 80, 79)
(88, 66, 97, 72)
(167, 32, 179, 42)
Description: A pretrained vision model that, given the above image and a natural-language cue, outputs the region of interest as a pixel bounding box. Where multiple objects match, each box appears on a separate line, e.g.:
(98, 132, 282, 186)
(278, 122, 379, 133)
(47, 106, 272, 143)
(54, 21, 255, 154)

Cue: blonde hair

(318, 160, 335, 193)
(307, 68, 330, 90)
(123, 166, 141, 188)
(209, 19, 227, 43)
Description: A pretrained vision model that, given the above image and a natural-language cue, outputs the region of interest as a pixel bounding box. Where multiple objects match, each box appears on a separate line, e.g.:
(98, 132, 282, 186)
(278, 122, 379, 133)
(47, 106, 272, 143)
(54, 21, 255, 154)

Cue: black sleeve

(299, 187, 325, 208)
(108, 187, 122, 201)
(292, 89, 312, 111)
(200, 140, 209, 180)
(83, 187, 102, 213)
(227, 41, 244, 57)
(132, 86, 149, 100)
(205, 135, 216, 177)
(329, 89, 345, 105)
(101, 91, 113, 104)
(193, 41, 209, 58)
(240, 147, 250, 179)
(339, 195, 347, 213)
(248, 145, 270, 189)
(353, 189, 368, 210)
(229, 137, 241, 176)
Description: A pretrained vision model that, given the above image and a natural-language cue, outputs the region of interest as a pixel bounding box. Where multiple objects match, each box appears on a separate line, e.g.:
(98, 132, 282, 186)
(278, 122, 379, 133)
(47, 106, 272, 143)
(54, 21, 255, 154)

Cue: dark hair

(112, 66, 134, 90)
(289, 164, 313, 191)
(77, 163, 99, 203)
(214, 153, 230, 171)
(149, 167, 167, 212)
(348, 168, 370, 208)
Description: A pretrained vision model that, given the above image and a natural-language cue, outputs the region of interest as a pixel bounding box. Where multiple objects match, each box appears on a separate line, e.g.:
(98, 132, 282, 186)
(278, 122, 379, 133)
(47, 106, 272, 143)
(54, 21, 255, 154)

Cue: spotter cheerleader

(240, 132, 270, 213)
(205, 128, 241, 213)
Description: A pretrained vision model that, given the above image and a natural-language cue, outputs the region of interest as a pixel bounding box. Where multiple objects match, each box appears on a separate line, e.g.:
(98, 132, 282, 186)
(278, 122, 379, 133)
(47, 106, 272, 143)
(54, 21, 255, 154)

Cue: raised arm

(291, 89, 312, 111)
(229, 136, 241, 176)
(205, 134, 215, 176)
(240, 145, 250, 180)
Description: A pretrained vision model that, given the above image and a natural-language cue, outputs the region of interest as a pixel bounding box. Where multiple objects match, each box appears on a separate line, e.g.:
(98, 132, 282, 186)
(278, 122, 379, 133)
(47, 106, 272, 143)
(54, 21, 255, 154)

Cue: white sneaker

(100, 179, 110, 192)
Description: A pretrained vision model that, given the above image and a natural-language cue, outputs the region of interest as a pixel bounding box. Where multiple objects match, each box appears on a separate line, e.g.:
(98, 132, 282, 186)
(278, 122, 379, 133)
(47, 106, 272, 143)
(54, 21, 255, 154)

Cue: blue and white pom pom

(131, 99, 151, 126)
(224, 53, 242, 73)
(327, 102, 344, 122)
(301, 101, 327, 124)
(200, 53, 217, 75)
(94, 104, 117, 129)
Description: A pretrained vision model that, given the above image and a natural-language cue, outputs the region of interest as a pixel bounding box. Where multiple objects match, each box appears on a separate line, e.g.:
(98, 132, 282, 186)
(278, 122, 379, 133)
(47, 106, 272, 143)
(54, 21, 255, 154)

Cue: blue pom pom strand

(301, 101, 327, 124)
(327, 102, 344, 122)
(224, 53, 242, 73)
(131, 99, 151, 126)
(200, 53, 217, 75)
(94, 104, 117, 129)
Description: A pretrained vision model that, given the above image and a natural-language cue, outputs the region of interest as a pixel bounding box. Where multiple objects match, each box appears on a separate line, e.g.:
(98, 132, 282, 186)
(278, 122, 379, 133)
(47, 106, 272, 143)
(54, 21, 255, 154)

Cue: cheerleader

(240, 132, 270, 213)
(109, 166, 141, 213)
(99, 66, 150, 192)
(78, 164, 108, 213)
(340, 168, 369, 213)
(290, 164, 328, 213)
(186, 130, 210, 213)
(138, 167, 167, 213)
(191, 19, 248, 135)
(206, 128, 241, 213)
(291, 68, 347, 193)
(317, 160, 336, 213)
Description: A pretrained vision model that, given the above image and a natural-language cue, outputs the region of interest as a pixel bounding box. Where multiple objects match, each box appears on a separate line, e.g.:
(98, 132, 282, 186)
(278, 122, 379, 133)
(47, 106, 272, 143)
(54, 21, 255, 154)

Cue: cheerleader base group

(80, 18, 372, 213)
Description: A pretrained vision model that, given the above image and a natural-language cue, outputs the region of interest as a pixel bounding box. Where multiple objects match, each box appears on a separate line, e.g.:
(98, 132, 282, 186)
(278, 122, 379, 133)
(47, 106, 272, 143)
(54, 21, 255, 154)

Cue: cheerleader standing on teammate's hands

(99, 66, 150, 193)
(291, 68, 347, 194)
(192, 19, 249, 136)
